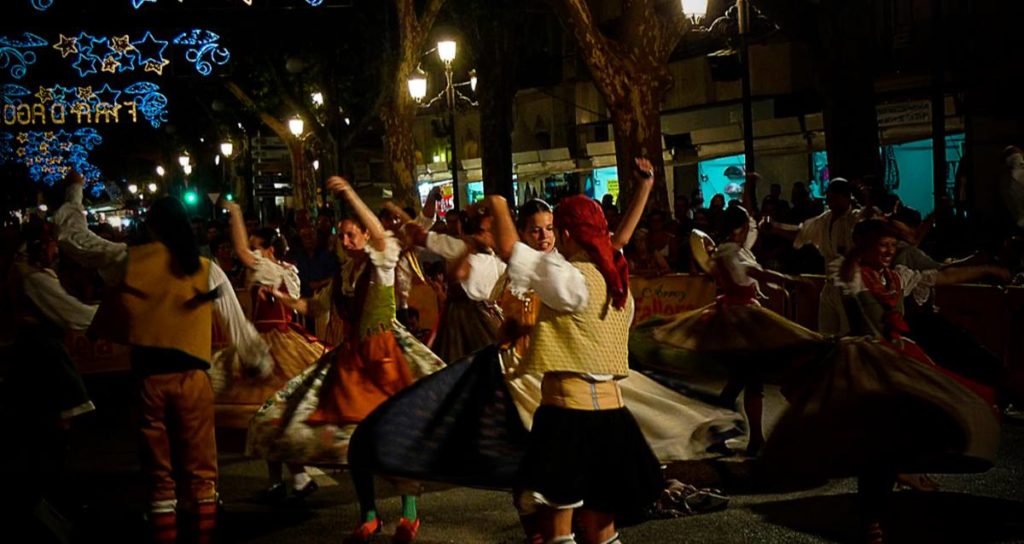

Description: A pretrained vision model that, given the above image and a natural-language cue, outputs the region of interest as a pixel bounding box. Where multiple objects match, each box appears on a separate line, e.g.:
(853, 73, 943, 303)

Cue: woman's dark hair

(461, 209, 489, 236)
(516, 199, 553, 231)
(146, 197, 202, 276)
(839, 218, 903, 282)
(717, 204, 750, 243)
(253, 227, 288, 258)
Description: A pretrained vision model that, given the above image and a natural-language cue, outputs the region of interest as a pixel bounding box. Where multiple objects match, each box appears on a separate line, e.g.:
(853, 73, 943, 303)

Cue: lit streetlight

(681, 0, 708, 21)
(408, 38, 478, 212)
(148, 183, 158, 193)
(312, 160, 320, 171)
(183, 164, 193, 175)
(288, 117, 305, 137)
(220, 141, 234, 157)
(311, 92, 324, 106)
(128, 183, 139, 194)
(178, 154, 190, 167)
(156, 165, 165, 177)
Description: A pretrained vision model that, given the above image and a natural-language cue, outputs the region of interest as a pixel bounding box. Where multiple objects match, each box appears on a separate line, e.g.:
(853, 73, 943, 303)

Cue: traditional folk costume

(630, 237, 830, 424)
(425, 232, 505, 362)
(56, 191, 271, 543)
(246, 234, 443, 466)
(792, 205, 865, 335)
(208, 250, 325, 427)
(761, 261, 1000, 484)
(512, 198, 664, 525)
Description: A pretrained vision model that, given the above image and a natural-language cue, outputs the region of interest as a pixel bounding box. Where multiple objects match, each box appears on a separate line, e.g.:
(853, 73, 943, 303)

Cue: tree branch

(550, 0, 615, 69)
(224, 80, 290, 139)
(656, 3, 691, 61)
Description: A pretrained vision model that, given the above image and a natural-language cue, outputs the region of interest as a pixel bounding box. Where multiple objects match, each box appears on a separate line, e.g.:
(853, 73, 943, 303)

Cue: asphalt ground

(19, 373, 1024, 543)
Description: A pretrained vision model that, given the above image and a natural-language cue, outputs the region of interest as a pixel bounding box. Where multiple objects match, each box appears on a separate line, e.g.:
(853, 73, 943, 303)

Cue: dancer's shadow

(749, 491, 1024, 543)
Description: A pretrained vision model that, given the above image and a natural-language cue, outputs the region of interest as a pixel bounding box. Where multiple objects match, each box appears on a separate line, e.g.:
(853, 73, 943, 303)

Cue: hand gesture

(428, 186, 443, 201)
(326, 176, 352, 195)
(634, 157, 655, 181)
(221, 199, 241, 214)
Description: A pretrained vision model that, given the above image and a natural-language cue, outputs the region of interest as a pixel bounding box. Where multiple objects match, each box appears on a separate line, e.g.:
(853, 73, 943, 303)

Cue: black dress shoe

(260, 482, 287, 504)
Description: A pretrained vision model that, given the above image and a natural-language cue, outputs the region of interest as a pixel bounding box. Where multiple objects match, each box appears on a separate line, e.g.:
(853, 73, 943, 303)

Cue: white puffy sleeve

(366, 234, 402, 287)
(23, 268, 97, 331)
(793, 213, 825, 251)
(894, 265, 938, 306)
(55, 184, 128, 286)
(715, 243, 761, 287)
(425, 232, 468, 261)
(508, 242, 588, 313)
(208, 262, 272, 377)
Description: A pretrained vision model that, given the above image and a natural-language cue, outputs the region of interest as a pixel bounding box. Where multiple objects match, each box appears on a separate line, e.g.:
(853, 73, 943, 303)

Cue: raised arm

(422, 186, 442, 221)
(934, 265, 1010, 286)
(611, 157, 656, 251)
(224, 201, 257, 268)
(484, 195, 518, 260)
(328, 176, 387, 252)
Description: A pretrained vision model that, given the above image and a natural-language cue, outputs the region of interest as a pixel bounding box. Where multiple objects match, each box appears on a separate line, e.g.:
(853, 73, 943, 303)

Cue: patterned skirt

(209, 327, 326, 428)
(247, 321, 444, 466)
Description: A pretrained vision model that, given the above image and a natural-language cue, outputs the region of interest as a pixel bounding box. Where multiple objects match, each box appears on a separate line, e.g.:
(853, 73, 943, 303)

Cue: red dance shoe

(345, 517, 383, 543)
(392, 517, 420, 543)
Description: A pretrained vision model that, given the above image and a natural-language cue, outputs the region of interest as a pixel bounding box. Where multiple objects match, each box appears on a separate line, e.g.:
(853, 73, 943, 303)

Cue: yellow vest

(90, 243, 213, 363)
(521, 257, 633, 377)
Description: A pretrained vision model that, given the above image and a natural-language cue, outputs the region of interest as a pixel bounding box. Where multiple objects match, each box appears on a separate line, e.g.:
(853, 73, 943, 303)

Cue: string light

(0, 33, 48, 79)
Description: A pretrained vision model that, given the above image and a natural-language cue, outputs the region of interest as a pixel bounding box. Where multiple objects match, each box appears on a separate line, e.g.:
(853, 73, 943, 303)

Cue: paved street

(46, 375, 1024, 543)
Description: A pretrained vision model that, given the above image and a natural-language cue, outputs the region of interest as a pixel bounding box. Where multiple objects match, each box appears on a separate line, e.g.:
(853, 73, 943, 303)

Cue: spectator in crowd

(761, 183, 791, 218)
(788, 182, 824, 224)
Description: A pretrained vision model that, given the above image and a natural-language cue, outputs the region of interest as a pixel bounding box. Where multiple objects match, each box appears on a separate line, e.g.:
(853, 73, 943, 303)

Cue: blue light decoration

(2, 84, 31, 105)
(3, 82, 169, 129)
(173, 30, 230, 76)
(31, 0, 54, 11)
(130, 31, 168, 66)
(0, 33, 48, 79)
(131, 0, 158, 8)
(0, 128, 105, 189)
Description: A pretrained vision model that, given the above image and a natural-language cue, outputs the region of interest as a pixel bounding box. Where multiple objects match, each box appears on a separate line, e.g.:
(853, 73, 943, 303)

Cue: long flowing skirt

(431, 297, 502, 364)
(210, 327, 326, 428)
(247, 321, 444, 465)
(349, 345, 745, 490)
(761, 337, 1000, 481)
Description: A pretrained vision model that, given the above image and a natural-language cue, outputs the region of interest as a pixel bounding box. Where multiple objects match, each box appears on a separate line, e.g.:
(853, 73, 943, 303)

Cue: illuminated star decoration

(101, 55, 121, 73)
(110, 35, 133, 54)
(143, 58, 170, 75)
(52, 34, 79, 58)
(35, 86, 54, 103)
(131, 31, 169, 66)
(173, 29, 230, 76)
(131, 0, 158, 8)
(0, 129, 105, 189)
(93, 83, 121, 106)
(0, 33, 48, 79)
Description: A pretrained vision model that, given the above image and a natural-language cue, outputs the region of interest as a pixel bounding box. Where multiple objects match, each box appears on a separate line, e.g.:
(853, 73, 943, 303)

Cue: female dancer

(630, 204, 828, 455)
(248, 175, 444, 543)
(214, 201, 327, 500)
(762, 218, 1005, 543)
(415, 204, 505, 363)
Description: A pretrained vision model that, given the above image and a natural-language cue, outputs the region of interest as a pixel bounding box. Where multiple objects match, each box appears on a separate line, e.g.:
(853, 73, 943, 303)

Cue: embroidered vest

(90, 243, 213, 363)
(521, 258, 632, 377)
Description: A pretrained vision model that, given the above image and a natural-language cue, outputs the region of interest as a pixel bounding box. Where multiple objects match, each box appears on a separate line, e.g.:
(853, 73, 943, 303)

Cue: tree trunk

(467, 0, 522, 203)
(382, 98, 419, 209)
(607, 72, 669, 210)
(817, 0, 881, 181)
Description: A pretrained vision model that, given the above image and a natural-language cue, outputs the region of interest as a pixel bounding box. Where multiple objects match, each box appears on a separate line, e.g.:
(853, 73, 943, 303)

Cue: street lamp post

(409, 38, 477, 212)
(683, 0, 756, 173)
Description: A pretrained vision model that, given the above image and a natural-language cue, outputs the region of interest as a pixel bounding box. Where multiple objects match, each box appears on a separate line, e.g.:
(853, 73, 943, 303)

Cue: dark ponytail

(146, 197, 202, 276)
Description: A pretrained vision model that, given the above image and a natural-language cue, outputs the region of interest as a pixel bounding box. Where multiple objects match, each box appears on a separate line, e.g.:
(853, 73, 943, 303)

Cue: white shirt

(19, 263, 97, 331)
(55, 191, 271, 374)
(794, 207, 864, 273)
(713, 242, 763, 288)
(426, 232, 507, 302)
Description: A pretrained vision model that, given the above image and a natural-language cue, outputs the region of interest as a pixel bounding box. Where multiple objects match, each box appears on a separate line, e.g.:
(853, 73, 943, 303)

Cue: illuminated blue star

(116, 53, 137, 73)
(93, 83, 121, 106)
(72, 54, 99, 77)
(131, 32, 169, 66)
(132, 0, 159, 8)
(51, 85, 75, 105)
